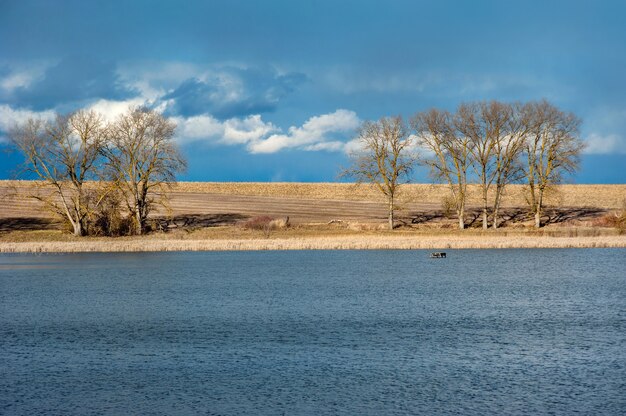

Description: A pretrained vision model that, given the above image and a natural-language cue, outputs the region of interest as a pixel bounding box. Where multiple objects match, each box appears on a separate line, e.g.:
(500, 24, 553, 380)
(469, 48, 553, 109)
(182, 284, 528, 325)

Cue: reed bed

(1, 235, 624, 253)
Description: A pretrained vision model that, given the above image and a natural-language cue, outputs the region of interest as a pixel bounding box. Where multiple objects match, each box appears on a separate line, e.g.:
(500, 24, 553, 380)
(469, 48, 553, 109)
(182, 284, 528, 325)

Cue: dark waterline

(1, 249, 625, 415)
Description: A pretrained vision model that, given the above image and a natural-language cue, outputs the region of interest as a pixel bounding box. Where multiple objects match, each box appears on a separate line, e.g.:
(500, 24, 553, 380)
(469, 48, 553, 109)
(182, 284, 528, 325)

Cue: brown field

(1, 181, 624, 225)
(169, 182, 626, 209)
(1, 181, 625, 251)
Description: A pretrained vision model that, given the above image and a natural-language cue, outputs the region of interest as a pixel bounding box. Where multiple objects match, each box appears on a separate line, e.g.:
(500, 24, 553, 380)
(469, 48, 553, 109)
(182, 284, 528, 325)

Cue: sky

(0, 0, 625, 183)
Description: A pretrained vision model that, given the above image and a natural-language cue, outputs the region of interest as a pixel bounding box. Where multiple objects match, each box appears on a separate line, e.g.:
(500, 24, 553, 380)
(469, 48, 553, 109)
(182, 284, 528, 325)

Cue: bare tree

(456, 102, 497, 229)
(411, 109, 473, 229)
(456, 101, 530, 229)
(490, 102, 529, 229)
(9, 110, 106, 236)
(341, 116, 416, 230)
(104, 107, 186, 235)
(524, 100, 583, 227)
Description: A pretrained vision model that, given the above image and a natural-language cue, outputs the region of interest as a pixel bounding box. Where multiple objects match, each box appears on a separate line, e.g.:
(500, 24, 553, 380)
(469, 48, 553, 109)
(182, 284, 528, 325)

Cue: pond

(1, 249, 625, 415)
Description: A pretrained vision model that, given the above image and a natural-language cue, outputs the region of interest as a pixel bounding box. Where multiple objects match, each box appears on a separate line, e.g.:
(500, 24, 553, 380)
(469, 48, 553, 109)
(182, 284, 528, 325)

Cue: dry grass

(1, 234, 624, 253)
(592, 204, 626, 233)
(1, 224, 624, 252)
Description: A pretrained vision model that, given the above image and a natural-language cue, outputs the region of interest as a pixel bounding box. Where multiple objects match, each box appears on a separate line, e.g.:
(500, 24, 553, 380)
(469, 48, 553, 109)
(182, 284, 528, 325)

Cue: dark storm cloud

(162, 67, 307, 119)
(9, 55, 136, 111)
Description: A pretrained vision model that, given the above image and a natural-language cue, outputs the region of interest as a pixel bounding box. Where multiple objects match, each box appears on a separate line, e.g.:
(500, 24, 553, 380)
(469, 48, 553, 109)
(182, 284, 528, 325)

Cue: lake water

(1, 249, 625, 415)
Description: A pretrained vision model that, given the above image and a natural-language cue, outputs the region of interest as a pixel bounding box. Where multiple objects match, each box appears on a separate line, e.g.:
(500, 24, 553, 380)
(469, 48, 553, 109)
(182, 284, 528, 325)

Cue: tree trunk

(492, 207, 499, 229)
(388, 197, 394, 230)
(135, 209, 143, 235)
(534, 189, 544, 228)
(71, 219, 83, 237)
(492, 194, 500, 229)
(535, 210, 541, 228)
(481, 186, 489, 229)
(457, 206, 465, 230)
(60, 198, 84, 237)
(493, 185, 503, 230)
(528, 185, 537, 215)
(482, 208, 488, 229)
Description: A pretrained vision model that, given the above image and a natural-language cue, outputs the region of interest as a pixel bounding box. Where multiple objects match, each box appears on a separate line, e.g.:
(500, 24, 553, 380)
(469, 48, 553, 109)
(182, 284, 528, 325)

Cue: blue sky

(1, 0, 625, 183)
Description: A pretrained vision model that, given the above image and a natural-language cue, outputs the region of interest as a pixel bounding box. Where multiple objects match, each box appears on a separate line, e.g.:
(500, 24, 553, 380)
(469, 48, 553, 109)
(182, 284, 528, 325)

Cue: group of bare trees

(344, 100, 584, 230)
(9, 107, 186, 236)
(9, 99, 582, 235)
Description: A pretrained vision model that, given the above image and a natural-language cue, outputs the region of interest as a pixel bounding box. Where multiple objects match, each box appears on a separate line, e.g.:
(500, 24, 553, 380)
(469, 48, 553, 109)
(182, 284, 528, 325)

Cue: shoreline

(1, 235, 625, 253)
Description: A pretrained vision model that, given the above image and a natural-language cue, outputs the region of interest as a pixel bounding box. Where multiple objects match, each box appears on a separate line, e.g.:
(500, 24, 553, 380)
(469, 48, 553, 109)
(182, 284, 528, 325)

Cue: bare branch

(411, 108, 472, 229)
(341, 116, 417, 230)
(523, 100, 584, 227)
(8, 110, 106, 236)
(103, 107, 187, 235)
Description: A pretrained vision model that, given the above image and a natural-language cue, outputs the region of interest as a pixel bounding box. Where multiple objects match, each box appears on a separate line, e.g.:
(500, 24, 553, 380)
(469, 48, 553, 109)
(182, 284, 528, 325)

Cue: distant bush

(88, 192, 133, 236)
(241, 216, 274, 230)
(441, 194, 456, 218)
(346, 222, 388, 231)
(592, 200, 626, 234)
(240, 216, 290, 237)
(269, 217, 290, 229)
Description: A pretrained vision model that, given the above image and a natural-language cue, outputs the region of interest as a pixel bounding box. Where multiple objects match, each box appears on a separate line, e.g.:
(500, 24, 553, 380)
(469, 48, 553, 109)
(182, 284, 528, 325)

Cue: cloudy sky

(1, 0, 625, 182)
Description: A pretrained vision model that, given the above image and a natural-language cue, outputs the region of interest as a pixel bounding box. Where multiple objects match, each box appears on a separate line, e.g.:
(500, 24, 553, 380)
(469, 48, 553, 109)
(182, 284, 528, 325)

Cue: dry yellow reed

(1, 235, 624, 253)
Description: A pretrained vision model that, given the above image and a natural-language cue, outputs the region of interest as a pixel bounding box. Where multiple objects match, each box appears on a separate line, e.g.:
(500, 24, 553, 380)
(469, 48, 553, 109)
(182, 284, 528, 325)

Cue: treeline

(344, 100, 584, 229)
(9, 99, 584, 236)
(9, 107, 186, 236)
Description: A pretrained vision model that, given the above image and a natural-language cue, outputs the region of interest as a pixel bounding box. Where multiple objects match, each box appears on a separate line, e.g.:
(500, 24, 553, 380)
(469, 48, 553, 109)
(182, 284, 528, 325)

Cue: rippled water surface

(1, 249, 625, 415)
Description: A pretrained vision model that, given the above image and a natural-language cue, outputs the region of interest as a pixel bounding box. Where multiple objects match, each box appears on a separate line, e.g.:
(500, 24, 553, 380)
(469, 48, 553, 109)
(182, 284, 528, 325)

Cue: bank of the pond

(1, 235, 625, 253)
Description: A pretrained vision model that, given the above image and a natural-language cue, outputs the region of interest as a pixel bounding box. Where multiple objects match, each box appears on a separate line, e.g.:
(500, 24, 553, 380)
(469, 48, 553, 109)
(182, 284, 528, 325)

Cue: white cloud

(87, 98, 149, 122)
(248, 109, 359, 153)
(0, 62, 50, 92)
(343, 137, 364, 154)
(1, 72, 34, 91)
(1, 92, 361, 156)
(304, 141, 346, 152)
(173, 109, 359, 154)
(0, 104, 55, 136)
(223, 115, 278, 144)
(173, 114, 224, 142)
(173, 113, 277, 146)
(584, 133, 626, 154)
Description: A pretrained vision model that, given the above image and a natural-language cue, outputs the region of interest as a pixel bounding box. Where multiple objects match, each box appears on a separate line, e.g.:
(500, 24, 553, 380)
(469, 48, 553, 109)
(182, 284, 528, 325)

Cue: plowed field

(1, 181, 624, 231)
